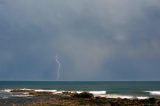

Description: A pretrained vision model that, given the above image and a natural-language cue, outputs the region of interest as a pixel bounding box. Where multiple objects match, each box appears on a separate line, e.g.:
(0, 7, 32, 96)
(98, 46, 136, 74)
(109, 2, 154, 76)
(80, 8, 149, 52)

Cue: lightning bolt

(55, 55, 61, 81)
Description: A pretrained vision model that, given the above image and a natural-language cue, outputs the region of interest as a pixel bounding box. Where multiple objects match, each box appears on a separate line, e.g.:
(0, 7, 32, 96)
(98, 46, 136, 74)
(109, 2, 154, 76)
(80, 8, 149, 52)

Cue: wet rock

(72, 92, 94, 98)
(29, 92, 53, 96)
(11, 89, 34, 93)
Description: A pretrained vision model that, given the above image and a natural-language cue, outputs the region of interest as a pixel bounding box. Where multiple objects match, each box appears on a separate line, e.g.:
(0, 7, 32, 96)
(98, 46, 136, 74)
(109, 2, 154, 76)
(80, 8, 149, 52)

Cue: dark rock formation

(71, 92, 94, 98)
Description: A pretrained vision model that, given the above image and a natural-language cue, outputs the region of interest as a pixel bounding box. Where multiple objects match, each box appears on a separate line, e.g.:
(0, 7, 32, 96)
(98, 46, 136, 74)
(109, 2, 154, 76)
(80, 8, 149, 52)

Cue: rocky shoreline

(0, 89, 160, 106)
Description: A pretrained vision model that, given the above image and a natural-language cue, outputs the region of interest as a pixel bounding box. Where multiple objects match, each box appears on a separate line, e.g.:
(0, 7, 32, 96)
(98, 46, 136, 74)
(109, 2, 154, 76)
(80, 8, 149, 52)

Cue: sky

(0, 0, 160, 81)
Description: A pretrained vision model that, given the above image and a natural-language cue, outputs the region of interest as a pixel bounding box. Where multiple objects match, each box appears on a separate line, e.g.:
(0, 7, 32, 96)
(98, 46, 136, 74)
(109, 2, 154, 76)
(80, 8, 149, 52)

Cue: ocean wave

(34, 89, 57, 92)
(97, 94, 149, 100)
(0, 89, 12, 92)
(105, 94, 133, 99)
(145, 91, 160, 95)
(63, 91, 106, 95)
(20, 88, 33, 91)
(137, 96, 149, 99)
(18, 88, 57, 93)
(89, 91, 106, 95)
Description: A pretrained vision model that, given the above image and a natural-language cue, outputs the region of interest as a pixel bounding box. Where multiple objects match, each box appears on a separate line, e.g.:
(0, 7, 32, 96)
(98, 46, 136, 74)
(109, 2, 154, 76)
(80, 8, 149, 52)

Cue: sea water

(0, 81, 160, 99)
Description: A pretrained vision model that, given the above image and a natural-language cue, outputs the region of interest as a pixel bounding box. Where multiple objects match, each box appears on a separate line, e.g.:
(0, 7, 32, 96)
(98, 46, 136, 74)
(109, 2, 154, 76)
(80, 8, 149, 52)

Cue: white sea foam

(20, 88, 33, 91)
(52, 90, 66, 94)
(137, 96, 149, 99)
(18, 88, 57, 93)
(146, 91, 160, 95)
(89, 91, 106, 95)
(58, 91, 83, 94)
(103, 94, 133, 99)
(1, 89, 12, 92)
(34, 89, 57, 92)
(95, 94, 148, 100)
(75, 91, 83, 93)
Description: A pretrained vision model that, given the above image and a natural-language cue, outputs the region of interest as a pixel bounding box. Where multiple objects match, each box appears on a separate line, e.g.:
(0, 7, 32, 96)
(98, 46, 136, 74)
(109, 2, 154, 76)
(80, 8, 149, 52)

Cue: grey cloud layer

(0, 0, 160, 80)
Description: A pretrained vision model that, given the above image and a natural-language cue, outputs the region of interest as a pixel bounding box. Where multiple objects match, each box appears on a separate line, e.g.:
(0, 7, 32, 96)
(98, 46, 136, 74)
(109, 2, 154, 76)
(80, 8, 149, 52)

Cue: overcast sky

(0, 0, 160, 81)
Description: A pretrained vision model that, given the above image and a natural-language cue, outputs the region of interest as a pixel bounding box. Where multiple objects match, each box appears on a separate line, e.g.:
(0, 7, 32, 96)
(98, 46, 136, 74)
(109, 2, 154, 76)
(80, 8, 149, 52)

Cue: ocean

(0, 81, 160, 99)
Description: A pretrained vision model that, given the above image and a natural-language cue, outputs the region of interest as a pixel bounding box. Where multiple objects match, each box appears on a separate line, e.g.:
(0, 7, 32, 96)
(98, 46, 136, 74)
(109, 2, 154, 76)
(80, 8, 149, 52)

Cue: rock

(61, 94, 71, 99)
(11, 89, 34, 93)
(156, 100, 160, 106)
(29, 92, 53, 96)
(72, 92, 94, 98)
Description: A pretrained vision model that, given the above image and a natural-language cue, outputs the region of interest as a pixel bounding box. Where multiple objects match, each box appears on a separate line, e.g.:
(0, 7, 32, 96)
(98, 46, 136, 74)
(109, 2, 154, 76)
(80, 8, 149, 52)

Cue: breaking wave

(98, 94, 149, 100)
(145, 91, 160, 96)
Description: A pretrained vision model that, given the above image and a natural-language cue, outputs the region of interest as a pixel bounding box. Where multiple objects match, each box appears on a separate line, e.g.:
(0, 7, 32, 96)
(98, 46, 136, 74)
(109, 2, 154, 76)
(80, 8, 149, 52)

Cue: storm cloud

(0, 0, 160, 80)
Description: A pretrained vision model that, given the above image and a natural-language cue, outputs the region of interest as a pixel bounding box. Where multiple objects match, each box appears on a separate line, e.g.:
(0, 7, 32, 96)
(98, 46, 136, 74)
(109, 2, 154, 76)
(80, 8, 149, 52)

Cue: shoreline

(0, 89, 160, 106)
(1, 88, 153, 99)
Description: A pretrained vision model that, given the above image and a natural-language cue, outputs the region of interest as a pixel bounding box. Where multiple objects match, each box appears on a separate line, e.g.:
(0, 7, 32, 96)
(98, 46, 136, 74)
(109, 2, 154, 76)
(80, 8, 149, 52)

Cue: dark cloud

(0, 0, 160, 80)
